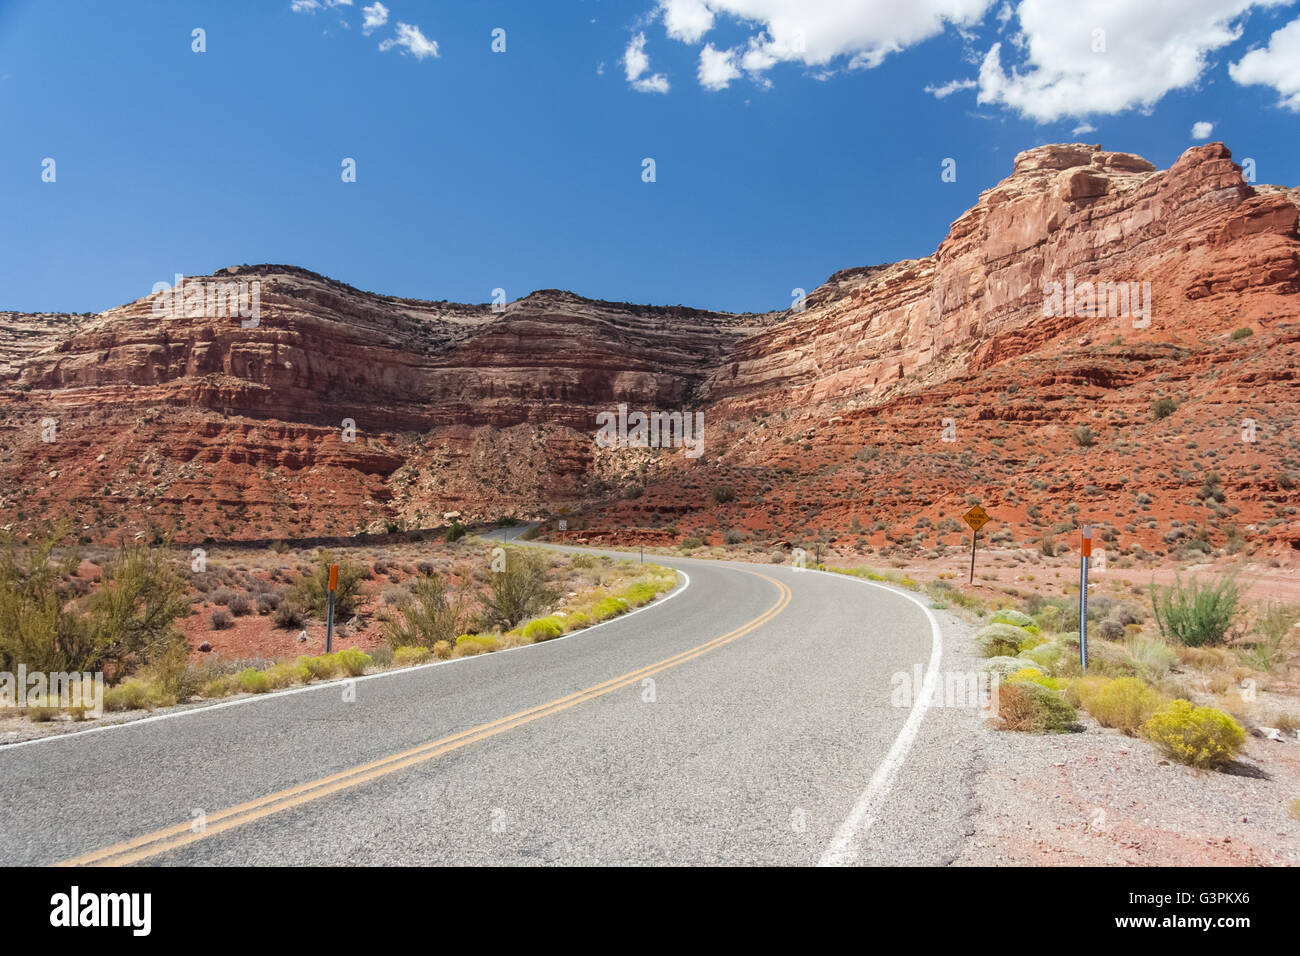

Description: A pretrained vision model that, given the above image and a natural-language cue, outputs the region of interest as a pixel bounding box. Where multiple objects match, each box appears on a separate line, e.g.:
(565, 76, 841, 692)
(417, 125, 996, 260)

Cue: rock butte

(0, 143, 1296, 558)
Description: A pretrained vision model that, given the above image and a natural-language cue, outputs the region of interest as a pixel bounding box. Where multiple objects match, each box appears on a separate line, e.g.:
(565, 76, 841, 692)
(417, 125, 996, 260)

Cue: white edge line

(0, 568, 691, 752)
(811, 569, 945, 867)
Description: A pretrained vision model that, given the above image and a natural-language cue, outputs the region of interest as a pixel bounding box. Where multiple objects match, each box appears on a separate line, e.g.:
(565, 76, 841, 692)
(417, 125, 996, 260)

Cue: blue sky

(1, 0, 1297, 314)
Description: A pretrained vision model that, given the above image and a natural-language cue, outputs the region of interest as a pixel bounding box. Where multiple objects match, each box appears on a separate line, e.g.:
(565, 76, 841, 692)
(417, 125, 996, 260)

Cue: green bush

(1077, 676, 1167, 734)
(444, 521, 466, 543)
(1230, 326, 1253, 340)
(333, 648, 371, 676)
(298, 655, 339, 682)
(382, 573, 471, 649)
(990, 609, 1035, 629)
(0, 523, 189, 678)
(974, 623, 1033, 657)
(592, 596, 628, 622)
(238, 668, 272, 694)
(521, 616, 564, 641)
(1142, 700, 1245, 768)
(480, 549, 556, 629)
(564, 611, 592, 631)
(394, 645, 432, 666)
(997, 681, 1078, 733)
(264, 661, 302, 689)
(680, 536, 705, 550)
(1151, 573, 1242, 647)
(1152, 397, 1178, 419)
(711, 485, 736, 504)
(285, 553, 368, 622)
(454, 633, 499, 657)
(103, 677, 168, 712)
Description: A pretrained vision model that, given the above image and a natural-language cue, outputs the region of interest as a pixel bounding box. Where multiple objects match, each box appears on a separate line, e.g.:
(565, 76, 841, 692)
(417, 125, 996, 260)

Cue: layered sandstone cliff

(0, 143, 1295, 553)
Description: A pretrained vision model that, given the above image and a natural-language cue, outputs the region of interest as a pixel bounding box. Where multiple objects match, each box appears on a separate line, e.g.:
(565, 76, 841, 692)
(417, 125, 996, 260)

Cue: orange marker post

(326, 563, 339, 653)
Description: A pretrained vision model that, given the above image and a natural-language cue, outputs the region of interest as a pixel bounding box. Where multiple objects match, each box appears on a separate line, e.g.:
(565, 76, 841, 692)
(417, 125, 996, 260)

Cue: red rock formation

(0, 144, 1296, 559)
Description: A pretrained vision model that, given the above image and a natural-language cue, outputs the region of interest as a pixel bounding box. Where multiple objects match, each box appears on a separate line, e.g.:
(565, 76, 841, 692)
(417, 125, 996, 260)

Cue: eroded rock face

(0, 143, 1296, 550)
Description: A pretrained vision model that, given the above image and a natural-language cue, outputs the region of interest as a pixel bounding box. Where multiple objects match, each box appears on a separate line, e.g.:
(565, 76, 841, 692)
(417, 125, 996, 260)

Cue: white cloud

(924, 77, 976, 98)
(698, 44, 741, 89)
(1192, 120, 1215, 138)
(291, 0, 351, 10)
(379, 22, 439, 59)
(361, 2, 389, 35)
(624, 33, 671, 93)
(1230, 15, 1300, 111)
(1071, 122, 1096, 135)
(976, 0, 1289, 122)
(655, 0, 995, 86)
(660, 0, 715, 43)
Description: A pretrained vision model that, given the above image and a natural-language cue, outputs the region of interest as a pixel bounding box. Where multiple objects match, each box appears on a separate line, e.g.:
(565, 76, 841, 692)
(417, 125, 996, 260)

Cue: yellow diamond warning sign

(963, 505, 990, 533)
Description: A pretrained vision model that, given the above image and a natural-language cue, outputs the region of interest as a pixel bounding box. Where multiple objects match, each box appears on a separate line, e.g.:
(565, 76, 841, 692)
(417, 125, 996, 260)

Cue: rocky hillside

(0, 143, 1296, 559)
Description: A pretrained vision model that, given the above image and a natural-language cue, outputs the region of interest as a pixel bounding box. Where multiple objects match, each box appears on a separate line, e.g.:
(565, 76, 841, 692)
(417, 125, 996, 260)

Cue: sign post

(962, 505, 990, 584)
(1079, 527, 1091, 673)
(325, 563, 338, 654)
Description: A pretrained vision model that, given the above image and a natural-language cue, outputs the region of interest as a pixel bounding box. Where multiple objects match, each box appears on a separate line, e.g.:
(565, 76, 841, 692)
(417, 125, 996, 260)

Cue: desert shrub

(298, 655, 338, 682)
(480, 549, 556, 630)
(264, 661, 302, 689)
(997, 681, 1078, 733)
(444, 521, 466, 543)
(381, 585, 410, 607)
(1019, 641, 1063, 671)
(680, 536, 704, 550)
(381, 573, 471, 649)
(521, 616, 564, 641)
(368, 645, 394, 667)
(272, 602, 305, 630)
(1127, 635, 1177, 680)
(1142, 700, 1245, 768)
(974, 623, 1033, 657)
(103, 677, 164, 712)
(1151, 573, 1242, 647)
(1152, 397, 1178, 419)
(432, 640, 453, 659)
(563, 610, 592, 631)
(238, 668, 272, 694)
(1038, 536, 1057, 557)
(394, 645, 432, 666)
(1230, 326, 1253, 340)
(1098, 618, 1126, 641)
(285, 553, 368, 622)
(1078, 677, 1167, 734)
(210, 609, 234, 631)
(592, 596, 628, 622)
(990, 609, 1036, 629)
(723, 529, 746, 545)
(334, 648, 371, 676)
(0, 524, 189, 679)
(711, 485, 736, 504)
(200, 675, 236, 698)
(1072, 426, 1098, 447)
(227, 593, 252, 617)
(454, 633, 499, 657)
(1032, 600, 1072, 634)
(1240, 601, 1300, 671)
(255, 591, 281, 614)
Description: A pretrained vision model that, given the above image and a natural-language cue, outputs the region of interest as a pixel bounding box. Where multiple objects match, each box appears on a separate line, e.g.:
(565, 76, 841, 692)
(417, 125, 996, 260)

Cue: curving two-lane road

(0, 540, 981, 866)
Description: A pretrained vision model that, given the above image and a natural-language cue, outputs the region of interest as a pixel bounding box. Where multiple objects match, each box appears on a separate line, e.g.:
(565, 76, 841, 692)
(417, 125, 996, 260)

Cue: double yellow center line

(59, 569, 791, 866)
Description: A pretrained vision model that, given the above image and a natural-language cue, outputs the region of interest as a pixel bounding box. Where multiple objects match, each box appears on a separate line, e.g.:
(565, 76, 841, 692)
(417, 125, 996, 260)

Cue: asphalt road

(0, 536, 981, 866)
